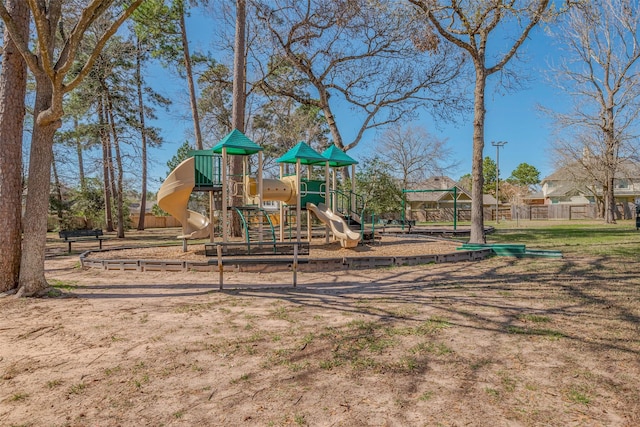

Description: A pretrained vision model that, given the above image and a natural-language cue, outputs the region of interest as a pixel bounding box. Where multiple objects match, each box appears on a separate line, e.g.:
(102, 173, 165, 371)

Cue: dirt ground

(1, 234, 639, 426)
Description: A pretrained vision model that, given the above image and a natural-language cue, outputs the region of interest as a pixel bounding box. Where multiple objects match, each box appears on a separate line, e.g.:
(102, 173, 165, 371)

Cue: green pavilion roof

(321, 144, 358, 167)
(212, 129, 263, 155)
(277, 141, 327, 165)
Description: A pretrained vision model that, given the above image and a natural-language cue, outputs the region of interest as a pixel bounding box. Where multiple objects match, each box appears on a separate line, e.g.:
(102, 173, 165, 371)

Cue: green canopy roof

(277, 141, 327, 165)
(212, 129, 263, 155)
(321, 145, 358, 167)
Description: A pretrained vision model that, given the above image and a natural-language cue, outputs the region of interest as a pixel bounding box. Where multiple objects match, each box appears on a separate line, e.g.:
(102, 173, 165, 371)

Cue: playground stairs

(458, 243, 562, 258)
(229, 206, 278, 245)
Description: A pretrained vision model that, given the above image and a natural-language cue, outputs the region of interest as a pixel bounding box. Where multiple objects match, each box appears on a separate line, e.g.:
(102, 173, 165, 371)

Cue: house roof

(524, 191, 545, 200)
(542, 158, 640, 184)
(404, 176, 502, 205)
(483, 194, 498, 205)
(545, 183, 584, 198)
(405, 176, 471, 202)
(417, 176, 459, 190)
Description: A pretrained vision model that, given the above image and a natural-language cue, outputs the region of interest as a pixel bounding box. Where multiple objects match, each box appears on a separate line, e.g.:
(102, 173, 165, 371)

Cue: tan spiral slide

(157, 157, 211, 239)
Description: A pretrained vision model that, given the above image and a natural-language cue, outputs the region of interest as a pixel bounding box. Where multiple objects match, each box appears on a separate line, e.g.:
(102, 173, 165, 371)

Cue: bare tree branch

(544, 0, 640, 222)
(253, 0, 465, 159)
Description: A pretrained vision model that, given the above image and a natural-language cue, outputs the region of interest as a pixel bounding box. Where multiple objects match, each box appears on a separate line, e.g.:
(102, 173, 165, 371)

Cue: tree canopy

(507, 163, 541, 188)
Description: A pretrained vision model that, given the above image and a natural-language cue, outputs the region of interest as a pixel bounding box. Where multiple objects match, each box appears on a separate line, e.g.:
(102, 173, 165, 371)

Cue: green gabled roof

(212, 129, 263, 155)
(321, 144, 358, 167)
(277, 141, 327, 164)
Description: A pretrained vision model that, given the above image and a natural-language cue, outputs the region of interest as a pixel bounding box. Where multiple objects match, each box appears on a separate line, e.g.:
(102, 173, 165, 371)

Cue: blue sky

(146, 12, 566, 192)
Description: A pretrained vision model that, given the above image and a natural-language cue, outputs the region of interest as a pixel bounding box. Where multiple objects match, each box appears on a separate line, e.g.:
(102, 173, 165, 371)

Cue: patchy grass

(506, 326, 565, 339)
(67, 382, 86, 396)
(516, 313, 551, 323)
(9, 393, 29, 402)
(3, 225, 636, 426)
(490, 220, 640, 257)
(48, 278, 78, 291)
(567, 386, 592, 405)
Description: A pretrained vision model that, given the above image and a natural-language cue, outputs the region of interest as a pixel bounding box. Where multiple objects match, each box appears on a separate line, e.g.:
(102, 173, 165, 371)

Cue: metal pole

(401, 189, 406, 232)
(453, 186, 457, 231)
(491, 141, 507, 224)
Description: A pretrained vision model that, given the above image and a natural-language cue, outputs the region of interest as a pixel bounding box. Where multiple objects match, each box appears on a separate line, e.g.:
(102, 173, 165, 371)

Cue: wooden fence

(408, 202, 636, 223)
(129, 214, 181, 228)
(511, 202, 635, 221)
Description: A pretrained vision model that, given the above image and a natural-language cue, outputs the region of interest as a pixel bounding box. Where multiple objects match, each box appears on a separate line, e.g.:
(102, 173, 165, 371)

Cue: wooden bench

(204, 241, 310, 257)
(58, 229, 106, 253)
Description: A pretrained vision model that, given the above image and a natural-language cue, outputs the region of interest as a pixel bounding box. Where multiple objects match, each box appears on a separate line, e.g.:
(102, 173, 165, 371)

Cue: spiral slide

(157, 157, 211, 239)
(306, 202, 361, 248)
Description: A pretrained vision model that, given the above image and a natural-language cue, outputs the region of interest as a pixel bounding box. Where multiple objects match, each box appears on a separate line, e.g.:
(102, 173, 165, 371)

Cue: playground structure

(157, 156, 213, 240)
(157, 129, 365, 250)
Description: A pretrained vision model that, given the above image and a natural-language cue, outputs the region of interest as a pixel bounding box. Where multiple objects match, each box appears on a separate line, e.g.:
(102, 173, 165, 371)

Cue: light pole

(492, 141, 507, 224)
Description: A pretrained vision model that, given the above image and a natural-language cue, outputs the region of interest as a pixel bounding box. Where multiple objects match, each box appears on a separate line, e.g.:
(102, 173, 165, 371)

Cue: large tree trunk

(179, 9, 203, 150)
(230, 0, 247, 237)
(0, 0, 29, 293)
(232, 0, 246, 132)
(17, 75, 60, 297)
(98, 95, 114, 232)
(604, 174, 616, 224)
(104, 90, 125, 238)
(469, 66, 487, 244)
(136, 37, 148, 231)
(603, 126, 617, 224)
(319, 89, 350, 182)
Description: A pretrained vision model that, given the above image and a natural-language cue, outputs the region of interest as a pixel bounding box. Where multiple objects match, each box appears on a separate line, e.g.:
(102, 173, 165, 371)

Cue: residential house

(405, 176, 498, 222)
(541, 159, 640, 205)
(534, 159, 640, 219)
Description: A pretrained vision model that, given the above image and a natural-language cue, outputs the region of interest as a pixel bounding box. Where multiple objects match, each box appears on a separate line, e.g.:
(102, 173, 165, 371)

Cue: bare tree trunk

(0, 0, 29, 293)
(1, 0, 143, 297)
(51, 152, 64, 224)
(136, 37, 147, 231)
(603, 123, 617, 223)
(230, 0, 246, 237)
(232, 0, 246, 132)
(179, 9, 203, 150)
(470, 66, 487, 243)
(17, 74, 60, 297)
(104, 89, 125, 238)
(98, 95, 114, 232)
(604, 174, 616, 223)
(317, 89, 351, 182)
(74, 117, 86, 193)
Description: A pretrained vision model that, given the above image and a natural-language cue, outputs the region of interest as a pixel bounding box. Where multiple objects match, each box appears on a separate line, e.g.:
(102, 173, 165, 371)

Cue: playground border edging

(79, 248, 494, 273)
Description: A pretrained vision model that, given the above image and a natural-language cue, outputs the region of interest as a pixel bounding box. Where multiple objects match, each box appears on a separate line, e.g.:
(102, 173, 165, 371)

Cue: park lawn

(489, 219, 640, 258)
